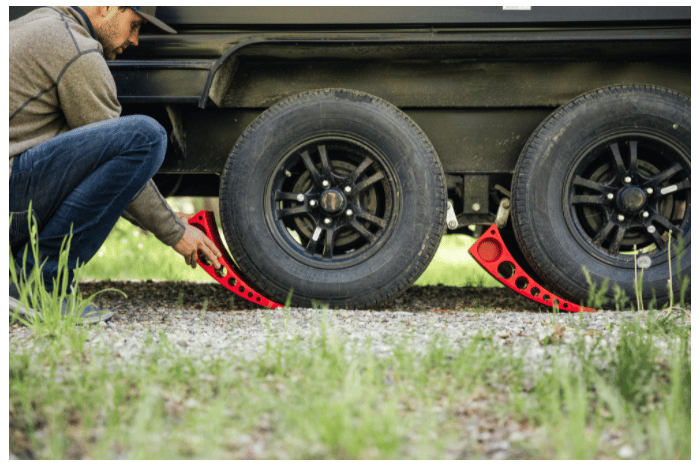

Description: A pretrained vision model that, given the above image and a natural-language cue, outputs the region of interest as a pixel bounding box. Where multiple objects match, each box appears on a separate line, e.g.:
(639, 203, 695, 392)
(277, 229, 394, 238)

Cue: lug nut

(322, 180, 330, 188)
(344, 186, 352, 194)
(324, 218, 332, 225)
(346, 209, 353, 217)
(617, 214, 625, 222)
(309, 199, 317, 207)
(647, 225, 656, 234)
(296, 194, 305, 202)
(606, 193, 614, 201)
(642, 211, 649, 218)
(624, 176, 632, 184)
(646, 187, 654, 195)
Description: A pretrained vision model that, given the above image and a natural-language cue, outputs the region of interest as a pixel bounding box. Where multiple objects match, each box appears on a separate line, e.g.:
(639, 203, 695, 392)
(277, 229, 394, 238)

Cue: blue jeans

(9, 115, 167, 291)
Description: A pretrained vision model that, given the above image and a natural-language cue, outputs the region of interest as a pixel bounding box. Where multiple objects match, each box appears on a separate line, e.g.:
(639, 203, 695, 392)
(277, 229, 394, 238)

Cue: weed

(518, 309, 690, 459)
(9, 208, 121, 336)
(676, 277, 689, 308)
(284, 288, 294, 308)
(607, 318, 658, 409)
(666, 231, 674, 308)
(538, 324, 568, 346)
(673, 237, 690, 308)
(633, 245, 645, 311)
(660, 235, 690, 315)
(582, 266, 609, 310)
(10, 307, 691, 459)
(647, 294, 657, 313)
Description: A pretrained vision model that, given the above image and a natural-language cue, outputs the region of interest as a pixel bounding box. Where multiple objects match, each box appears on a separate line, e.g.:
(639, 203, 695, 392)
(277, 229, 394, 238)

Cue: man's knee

(120, 115, 168, 169)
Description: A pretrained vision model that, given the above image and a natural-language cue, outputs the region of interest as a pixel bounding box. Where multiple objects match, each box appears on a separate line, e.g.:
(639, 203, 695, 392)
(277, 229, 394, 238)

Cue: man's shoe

(62, 300, 114, 324)
(9, 280, 20, 300)
(9, 282, 113, 324)
(8, 281, 40, 320)
(9, 296, 40, 320)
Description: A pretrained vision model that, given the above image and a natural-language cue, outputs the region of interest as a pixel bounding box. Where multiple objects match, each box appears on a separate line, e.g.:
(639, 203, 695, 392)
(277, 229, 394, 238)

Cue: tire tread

(511, 84, 690, 303)
(220, 89, 447, 309)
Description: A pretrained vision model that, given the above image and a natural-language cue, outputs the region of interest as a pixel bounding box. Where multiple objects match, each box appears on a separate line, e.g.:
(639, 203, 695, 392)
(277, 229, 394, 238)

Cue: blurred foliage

(78, 197, 497, 287)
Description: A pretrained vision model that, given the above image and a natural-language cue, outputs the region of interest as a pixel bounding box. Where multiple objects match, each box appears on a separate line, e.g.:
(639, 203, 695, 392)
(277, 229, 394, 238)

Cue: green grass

(76, 215, 498, 287)
(9, 207, 119, 335)
(415, 234, 501, 287)
(9, 209, 691, 459)
(10, 308, 690, 459)
(524, 312, 690, 458)
(75, 218, 212, 282)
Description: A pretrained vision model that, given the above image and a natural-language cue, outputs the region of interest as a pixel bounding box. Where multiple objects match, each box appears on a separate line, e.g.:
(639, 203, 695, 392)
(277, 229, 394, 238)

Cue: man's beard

(103, 41, 128, 60)
(96, 15, 126, 60)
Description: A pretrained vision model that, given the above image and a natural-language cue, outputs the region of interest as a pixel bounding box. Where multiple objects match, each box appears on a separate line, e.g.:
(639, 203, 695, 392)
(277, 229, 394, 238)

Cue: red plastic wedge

(468, 224, 595, 313)
(188, 211, 283, 309)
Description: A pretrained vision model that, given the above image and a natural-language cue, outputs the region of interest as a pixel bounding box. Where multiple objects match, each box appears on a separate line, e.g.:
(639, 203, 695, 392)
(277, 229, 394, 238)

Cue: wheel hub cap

(320, 189, 346, 214)
(617, 186, 646, 213)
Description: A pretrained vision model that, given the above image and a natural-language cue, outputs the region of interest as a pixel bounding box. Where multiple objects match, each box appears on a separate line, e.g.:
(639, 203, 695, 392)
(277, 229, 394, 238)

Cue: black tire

(219, 89, 447, 308)
(512, 85, 690, 307)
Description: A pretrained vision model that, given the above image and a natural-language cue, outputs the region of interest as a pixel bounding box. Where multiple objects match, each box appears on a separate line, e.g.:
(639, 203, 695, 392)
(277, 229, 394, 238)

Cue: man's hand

(173, 213, 222, 269)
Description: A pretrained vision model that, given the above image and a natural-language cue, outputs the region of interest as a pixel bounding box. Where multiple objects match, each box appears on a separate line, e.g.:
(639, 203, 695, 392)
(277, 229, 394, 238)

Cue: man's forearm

(121, 179, 186, 246)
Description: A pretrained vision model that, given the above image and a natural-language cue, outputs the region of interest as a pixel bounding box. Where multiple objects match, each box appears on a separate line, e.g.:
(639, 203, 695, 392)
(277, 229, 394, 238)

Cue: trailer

(10, 6, 690, 309)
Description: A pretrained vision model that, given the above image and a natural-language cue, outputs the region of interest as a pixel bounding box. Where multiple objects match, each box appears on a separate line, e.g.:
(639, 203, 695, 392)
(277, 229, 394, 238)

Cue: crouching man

(9, 7, 221, 322)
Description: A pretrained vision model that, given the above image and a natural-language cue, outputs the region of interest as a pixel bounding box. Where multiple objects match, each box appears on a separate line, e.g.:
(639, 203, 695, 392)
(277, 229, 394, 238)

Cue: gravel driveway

(11, 280, 690, 371)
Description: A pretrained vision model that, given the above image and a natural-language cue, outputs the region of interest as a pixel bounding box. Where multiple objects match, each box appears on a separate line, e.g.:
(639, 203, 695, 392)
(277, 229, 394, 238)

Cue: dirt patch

(79, 281, 548, 313)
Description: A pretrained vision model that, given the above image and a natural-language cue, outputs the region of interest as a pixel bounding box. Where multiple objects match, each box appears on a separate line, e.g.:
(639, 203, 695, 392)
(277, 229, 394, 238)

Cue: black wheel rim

(564, 133, 690, 264)
(264, 137, 400, 268)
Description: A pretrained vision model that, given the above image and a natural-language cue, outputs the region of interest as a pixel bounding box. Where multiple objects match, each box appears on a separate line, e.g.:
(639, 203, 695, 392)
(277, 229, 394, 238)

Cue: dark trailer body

(9, 6, 690, 309)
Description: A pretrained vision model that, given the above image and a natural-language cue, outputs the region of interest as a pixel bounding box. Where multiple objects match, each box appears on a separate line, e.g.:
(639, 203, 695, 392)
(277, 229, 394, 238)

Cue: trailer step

(468, 224, 595, 313)
(188, 211, 283, 309)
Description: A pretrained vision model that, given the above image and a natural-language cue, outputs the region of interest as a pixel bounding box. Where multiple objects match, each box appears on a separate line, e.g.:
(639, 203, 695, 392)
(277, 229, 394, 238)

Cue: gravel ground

(9, 280, 691, 459)
(11, 280, 690, 369)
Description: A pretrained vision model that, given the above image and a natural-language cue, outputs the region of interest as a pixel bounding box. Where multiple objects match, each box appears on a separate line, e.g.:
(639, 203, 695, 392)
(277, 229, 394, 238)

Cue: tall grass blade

(667, 230, 673, 309)
(9, 202, 123, 333)
(284, 288, 294, 309)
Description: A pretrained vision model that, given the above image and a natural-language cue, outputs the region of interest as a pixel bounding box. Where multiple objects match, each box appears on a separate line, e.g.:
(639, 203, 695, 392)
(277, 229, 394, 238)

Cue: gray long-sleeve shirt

(9, 6, 185, 246)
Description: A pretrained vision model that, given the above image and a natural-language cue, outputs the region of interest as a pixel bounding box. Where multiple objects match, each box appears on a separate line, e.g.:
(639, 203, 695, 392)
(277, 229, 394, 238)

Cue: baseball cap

(130, 6, 177, 34)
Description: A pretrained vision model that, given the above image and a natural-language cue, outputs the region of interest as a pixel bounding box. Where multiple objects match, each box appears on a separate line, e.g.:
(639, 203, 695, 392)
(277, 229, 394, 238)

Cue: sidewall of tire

(513, 86, 690, 303)
(220, 90, 446, 306)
